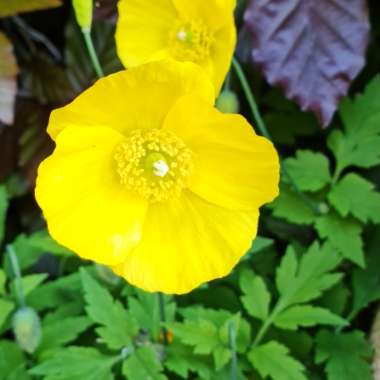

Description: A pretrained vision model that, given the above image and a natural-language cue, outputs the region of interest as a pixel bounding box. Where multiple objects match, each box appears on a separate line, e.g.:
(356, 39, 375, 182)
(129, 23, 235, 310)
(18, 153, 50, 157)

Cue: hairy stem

(7, 245, 26, 308)
(158, 293, 169, 345)
(232, 57, 320, 215)
(229, 320, 238, 380)
(82, 29, 104, 79)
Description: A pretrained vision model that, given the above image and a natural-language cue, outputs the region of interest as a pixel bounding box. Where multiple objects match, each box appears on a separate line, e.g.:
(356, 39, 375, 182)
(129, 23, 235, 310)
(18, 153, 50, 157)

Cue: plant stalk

(82, 29, 104, 79)
(229, 320, 238, 380)
(7, 245, 26, 308)
(158, 292, 169, 345)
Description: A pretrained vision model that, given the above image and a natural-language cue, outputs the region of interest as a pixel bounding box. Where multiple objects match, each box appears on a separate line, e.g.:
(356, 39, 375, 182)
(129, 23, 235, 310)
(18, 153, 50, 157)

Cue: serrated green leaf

(11, 273, 47, 300)
(318, 283, 350, 317)
(284, 150, 331, 191)
(329, 173, 380, 223)
(29, 346, 116, 380)
(328, 75, 380, 172)
(0, 185, 8, 245)
(28, 230, 73, 256)
(249, 341, 307, 380)
(27, 273, 82, 312)
(81, 268, 138, 349)
(0, 340, 27, 379)
(350, 228, 380, 319)
(239, 269, 271, 321)
(37, 316, 93, 355)
(276, 243, 342, 306)
(273, 305, 347, 330)
(0, 269, 6, 295)
(128, 290, 175, 341)
(171, 319, 219, 355)
(0, 298, 14, 329)
(270, 185, 316, 225)
(315, 213, 364, 267)
(165, 342, 212, 379)
(122, 346, 167, 380)
(315, 330, 373, 380)
(0, 0, 61, 17)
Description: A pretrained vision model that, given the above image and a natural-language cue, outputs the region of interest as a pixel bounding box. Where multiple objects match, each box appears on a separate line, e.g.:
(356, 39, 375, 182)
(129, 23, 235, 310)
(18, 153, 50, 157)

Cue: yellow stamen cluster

(170, 20, 214, 63)
(114, 129, 193, 202)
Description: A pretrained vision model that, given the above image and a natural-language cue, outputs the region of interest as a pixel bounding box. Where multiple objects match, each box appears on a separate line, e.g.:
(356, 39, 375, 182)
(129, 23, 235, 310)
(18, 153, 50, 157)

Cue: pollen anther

(114, 129, 193, 202)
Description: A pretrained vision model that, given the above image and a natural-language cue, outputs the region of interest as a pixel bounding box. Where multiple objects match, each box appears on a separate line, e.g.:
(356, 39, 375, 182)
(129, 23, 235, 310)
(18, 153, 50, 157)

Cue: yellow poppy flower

(35, 60, 279, 294)
(115, 0, 237, 95)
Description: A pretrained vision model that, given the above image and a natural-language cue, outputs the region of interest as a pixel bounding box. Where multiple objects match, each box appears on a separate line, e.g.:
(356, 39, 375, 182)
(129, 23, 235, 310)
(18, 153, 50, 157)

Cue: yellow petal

(48, 60, 215, 139)
(172, 0, 236, 31)
(163, 95, 280, 210)
(35, 126, 148, 266)
(116, 0, 176, 66)
(115, 0, 236, 95)
(114, 190, 258, 294)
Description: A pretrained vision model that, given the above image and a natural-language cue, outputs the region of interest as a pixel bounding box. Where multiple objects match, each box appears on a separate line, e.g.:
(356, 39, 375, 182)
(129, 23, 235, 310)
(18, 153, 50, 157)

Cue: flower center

(114, 129, 193, 202)
(170, 20, 213, 63)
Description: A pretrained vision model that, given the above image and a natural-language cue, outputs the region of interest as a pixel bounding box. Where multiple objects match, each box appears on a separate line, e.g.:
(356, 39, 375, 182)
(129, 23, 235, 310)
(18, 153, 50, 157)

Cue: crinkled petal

(35, 126, 148, 266)
(172, 0, 236, 31)
(163, 95, 280, 210)
(116, 0, 176, 66)
(48, 60, 215, 139)
(113, 190, 258, 294)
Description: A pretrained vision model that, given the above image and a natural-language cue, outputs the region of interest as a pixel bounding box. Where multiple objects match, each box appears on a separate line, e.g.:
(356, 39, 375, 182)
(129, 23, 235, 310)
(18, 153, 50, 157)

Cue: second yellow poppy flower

(115, 0, 237, 95)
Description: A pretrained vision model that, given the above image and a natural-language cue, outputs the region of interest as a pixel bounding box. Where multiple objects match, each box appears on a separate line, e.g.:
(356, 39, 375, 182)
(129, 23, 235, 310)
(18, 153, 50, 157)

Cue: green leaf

(284, 150, 331, 191)
(27, 230, 73, 256)
(315, 213, 364, 267)
(315, 330, 373, 380)
(81, 268, 138, 349)
(328, 173, 380, 223)
(0, 298, 14, 329)
(0, 340, 27, 379)
(276, 243, 342, 306)
(0, 0, 62, 17)
(273, 305, 347, 330)
(0, 185, 8, 245)
(27, 273, 82, 312)
(239, 269, 271, 320)
(165, 342, 212, 379)
(11, 273, 48, 300)
(37, 316, 93, 355)
(128, 290, 175, 341)
(270, 185, 316, 225)
(29, 346, 116, 380)
(0, 269, 6, 295)
(328, 75, 380, 171)
(0, 33, 18, 125)
(350, 228, 380, 319)
(171, 319, 219, 355)
(122, 347, 167, 380)
(318, 283, 350, 317)
(249, 341, 307, 380)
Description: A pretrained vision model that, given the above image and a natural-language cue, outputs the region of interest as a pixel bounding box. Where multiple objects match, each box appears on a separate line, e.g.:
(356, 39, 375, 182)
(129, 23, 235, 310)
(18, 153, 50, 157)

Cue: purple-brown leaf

(244, 0, 370, 127)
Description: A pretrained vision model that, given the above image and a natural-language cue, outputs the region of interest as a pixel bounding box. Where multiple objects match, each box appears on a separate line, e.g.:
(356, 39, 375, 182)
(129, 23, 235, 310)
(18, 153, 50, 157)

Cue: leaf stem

(228, 320, 238, 380)
(253, 301, 285, 347)
(158, 293, 169, 345)
(232, 57, 320, 215)
(82, 29, 104, 79)
(6, 245, 26, 308)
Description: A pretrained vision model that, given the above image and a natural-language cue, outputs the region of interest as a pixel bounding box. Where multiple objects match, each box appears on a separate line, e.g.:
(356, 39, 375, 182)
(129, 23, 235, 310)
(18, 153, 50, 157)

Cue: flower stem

(158, 293, 169, 345)
(229, 320, 238, 380)
(232, 57, 320, 215)
(7, 245, 26, 308)
(82, 29, 104, 79)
